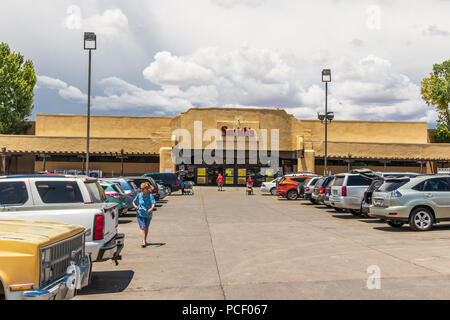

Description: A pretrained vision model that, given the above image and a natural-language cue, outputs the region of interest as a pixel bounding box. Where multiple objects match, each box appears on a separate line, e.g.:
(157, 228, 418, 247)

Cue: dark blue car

(144, 173, 181, 194)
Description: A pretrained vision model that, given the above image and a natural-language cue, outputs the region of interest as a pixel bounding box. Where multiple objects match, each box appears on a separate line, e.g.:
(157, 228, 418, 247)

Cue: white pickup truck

(0, 175, 124, 269)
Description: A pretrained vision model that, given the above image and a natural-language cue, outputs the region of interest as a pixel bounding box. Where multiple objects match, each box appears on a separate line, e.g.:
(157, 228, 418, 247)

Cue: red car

(277, 175, 317, 200)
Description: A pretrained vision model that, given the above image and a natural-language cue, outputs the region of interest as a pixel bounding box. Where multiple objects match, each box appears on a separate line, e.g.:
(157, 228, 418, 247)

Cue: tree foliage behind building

(421, 59, 450, 143)
(0, 42, 36, 134)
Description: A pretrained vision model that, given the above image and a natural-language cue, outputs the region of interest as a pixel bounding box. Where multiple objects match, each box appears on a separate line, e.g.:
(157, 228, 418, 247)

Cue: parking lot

(75, 186, 450, 300)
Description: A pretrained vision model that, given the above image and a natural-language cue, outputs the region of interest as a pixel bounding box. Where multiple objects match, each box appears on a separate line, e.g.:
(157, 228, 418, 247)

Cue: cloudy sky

(1, 0, 449, 126)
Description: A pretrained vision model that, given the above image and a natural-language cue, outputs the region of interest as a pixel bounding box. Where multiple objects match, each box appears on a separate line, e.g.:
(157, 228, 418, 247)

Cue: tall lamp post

(319, 69, 333, 176)
(84, 32, 96, 176)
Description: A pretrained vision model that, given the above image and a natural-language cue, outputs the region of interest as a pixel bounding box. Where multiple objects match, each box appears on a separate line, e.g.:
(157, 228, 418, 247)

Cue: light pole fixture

(321, 69, 332, 176)
(84, 32, 96, 176)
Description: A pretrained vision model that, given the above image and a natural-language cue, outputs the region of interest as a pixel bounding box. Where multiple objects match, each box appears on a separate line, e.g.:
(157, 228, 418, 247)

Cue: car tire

(409, 207, 434, 231)
(350, 209, 362, 216)
(287, 190, 298, 200)
(270, 187, 277, 196)
(387, 221, 404, 228)
(310, 198, 317, 204)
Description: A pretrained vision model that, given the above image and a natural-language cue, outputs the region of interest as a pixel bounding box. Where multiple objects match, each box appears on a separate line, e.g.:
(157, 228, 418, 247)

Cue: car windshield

(378, 179, 410, 192)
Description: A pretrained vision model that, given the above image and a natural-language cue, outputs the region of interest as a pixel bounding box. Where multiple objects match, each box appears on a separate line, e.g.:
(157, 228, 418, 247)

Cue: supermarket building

(0, 107, 449, 186)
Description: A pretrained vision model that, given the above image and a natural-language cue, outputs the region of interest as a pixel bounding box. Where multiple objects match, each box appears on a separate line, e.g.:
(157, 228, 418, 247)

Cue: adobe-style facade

(0, 108, 449, 185)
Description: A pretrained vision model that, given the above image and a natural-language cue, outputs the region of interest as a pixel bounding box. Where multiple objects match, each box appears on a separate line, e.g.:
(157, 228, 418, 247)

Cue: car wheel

(287, 190, 298, 200)
(387, 221, 404, 228)
(349, 209, 362, 216)
(409, 207, 433, 231)
(270, 187, 277, 196)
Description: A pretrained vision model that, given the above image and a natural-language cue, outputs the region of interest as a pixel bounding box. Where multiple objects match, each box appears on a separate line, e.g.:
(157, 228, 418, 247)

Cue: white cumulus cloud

(63, 6, 129, 37)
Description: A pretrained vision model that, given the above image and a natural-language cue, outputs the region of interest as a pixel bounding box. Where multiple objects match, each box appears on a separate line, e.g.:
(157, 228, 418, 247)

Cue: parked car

(260, 178, 282, 195)
(311, 176, 335, 205)
(352, 169, 419, 217)
(277, 174, 318, 200)
(329, 173, 372, 215)
(99, 181, 129, 216)
(124, 176, 160, 201)
(323, 176, 336, 207)
(102, 178, 138, 210)
(0, 220, 91, 300)
(144, 173, 181, 194)
(0, 175, 124, 266)
(157, 183, 168, 200)
(299, 176, 322, 200)
(369, 175, 450, 231)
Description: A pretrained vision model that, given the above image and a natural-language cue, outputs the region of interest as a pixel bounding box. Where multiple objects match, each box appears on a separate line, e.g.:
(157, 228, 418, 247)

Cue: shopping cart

(182, 181, 195, 195)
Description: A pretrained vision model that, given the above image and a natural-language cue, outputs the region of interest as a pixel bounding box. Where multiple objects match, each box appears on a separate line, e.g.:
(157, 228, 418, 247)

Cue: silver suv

(369, 175, 450, 231)
(329, 173, 372, 215)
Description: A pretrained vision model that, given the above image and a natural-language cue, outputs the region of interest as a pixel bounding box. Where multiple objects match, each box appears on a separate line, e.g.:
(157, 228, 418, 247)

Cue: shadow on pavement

(374, 224, 450, 232)
(78, 270, 134, 295)
(146, 242, 166, 247)
(118, 219, 133, 224)
(359, 219, 385, 224)
(331, 214, 361, 219)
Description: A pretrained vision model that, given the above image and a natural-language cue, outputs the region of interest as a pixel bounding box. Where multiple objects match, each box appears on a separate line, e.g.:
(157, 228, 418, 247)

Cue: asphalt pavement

(75, 186, 450, 300)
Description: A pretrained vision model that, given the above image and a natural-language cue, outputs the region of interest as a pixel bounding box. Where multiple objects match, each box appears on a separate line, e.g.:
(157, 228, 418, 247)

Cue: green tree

(0, 42, 36, 134)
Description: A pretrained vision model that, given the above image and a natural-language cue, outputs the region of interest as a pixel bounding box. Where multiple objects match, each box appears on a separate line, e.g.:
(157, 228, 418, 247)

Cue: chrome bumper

(22, 253, 91, 300)
(96, 233, 125, 265)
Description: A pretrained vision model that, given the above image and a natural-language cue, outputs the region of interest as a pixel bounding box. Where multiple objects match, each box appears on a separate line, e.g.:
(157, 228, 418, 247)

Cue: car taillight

(262, 183, 266, 187)
(342, 186, 347, 197)
(106, 193, 122, 199)
(152, 189, 157, 194)
(320, 188, 325, 194)
(306, 187, 310, 192)
(94, 215, 104, 240)
(176, 179, 179, 186)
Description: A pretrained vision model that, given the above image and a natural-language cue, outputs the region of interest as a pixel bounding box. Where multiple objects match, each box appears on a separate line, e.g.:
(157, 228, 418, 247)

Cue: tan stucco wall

(294, 120, 428, 146)
(35, 114, 173, 138)
(170, 108, 293, 151)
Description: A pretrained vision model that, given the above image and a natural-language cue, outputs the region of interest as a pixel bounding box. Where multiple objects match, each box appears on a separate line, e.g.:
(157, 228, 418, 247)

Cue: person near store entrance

(247, 176, 254, 195)
(217, 173, 224, 191)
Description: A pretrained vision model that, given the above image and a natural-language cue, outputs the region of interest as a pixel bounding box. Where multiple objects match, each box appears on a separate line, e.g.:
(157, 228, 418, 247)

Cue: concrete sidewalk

(75, 186, 450, 299)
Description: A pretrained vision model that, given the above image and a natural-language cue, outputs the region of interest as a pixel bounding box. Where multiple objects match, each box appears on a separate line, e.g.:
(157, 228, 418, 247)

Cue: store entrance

(206, 166, 223, 186)
(191, 164, 280, 187)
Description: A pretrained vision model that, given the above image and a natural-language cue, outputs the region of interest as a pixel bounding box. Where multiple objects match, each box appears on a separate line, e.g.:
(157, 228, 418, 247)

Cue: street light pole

(324, 81, 328, 176)
(84, 32, 96, 176)
(321, 69, 332, 176)
(86, 48, 92, 175)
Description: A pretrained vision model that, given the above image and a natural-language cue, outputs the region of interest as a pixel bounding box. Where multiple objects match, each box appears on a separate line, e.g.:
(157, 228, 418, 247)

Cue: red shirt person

(217, 174, 224, 191)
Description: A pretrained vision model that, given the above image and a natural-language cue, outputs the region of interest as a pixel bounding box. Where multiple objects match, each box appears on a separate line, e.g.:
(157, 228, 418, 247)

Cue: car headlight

(40, 248, 53, 284)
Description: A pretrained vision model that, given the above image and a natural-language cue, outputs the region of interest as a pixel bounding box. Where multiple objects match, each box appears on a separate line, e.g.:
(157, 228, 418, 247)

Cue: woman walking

(133, 182, 156, 248)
